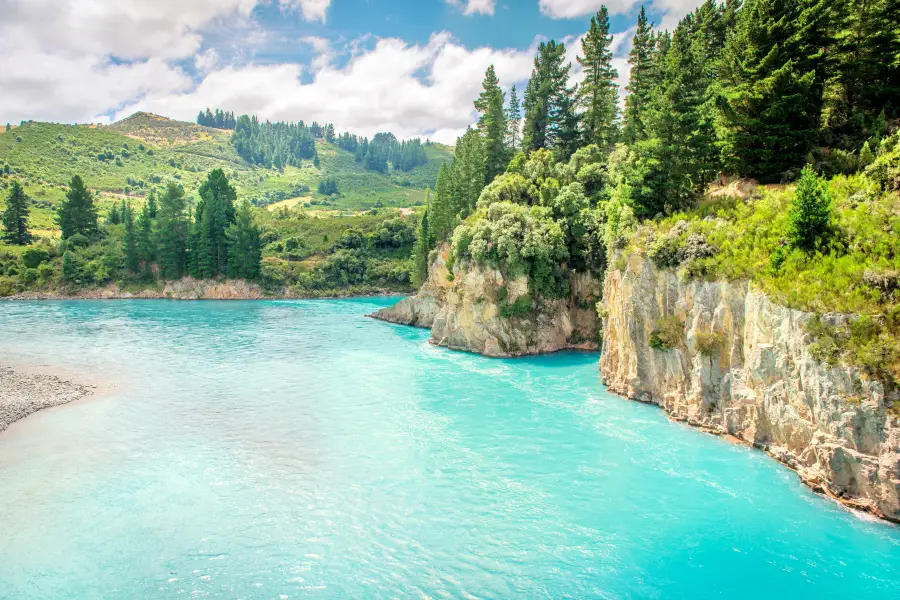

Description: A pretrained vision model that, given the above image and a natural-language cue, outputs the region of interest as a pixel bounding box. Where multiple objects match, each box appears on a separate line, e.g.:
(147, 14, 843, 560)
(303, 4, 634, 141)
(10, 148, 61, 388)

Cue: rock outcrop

(600, 252, 900, 522)
(372, 245, 602, 357)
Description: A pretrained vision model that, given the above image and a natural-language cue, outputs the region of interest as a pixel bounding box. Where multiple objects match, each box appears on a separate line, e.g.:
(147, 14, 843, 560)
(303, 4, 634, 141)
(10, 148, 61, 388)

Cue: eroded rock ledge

(371, 245, 601, 357)
(600, 252, 900, 522)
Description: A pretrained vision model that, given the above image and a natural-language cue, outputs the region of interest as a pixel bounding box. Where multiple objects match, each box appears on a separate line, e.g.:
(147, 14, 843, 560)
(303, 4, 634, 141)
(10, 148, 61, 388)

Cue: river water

(0, 299, 898, 599)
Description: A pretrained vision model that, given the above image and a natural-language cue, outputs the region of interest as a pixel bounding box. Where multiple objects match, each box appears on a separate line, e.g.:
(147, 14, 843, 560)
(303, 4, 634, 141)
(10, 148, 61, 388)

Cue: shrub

(21, 247, 50, 269)
(649, 315, 684, 350)
(695, 330, 726, 357)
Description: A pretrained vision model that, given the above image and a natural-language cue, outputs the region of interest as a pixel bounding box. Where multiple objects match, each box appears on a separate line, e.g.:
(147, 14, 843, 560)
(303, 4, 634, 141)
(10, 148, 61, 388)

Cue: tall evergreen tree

(225, 203, 262, 280)
(506, 85, 522, 150)
(474, 65, 509, 183)
(122, 203, 139, 273)
(147, 190, 158, 219)
(717, 0, 825, 181)
(192, 169, 237, 278)
(429, 163, 454, 243)
(1, 181, 32, 245)
(136, 202, 155, 277)
(577, 6, 619, 149)
(57, 175, 99, 240)
(412, 189, 433, 287)
(523, 40, 577, 158)
(155, 183, 189, 280)
(623, 7, 656, 143)
(825, 0, 900, 146)
(448, 128, 487, 220)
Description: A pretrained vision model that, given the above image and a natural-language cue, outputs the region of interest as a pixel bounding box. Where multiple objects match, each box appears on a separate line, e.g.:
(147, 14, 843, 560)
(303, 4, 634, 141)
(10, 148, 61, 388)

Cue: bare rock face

(372, 245, 601, 357)
(600, 252, 900, 522)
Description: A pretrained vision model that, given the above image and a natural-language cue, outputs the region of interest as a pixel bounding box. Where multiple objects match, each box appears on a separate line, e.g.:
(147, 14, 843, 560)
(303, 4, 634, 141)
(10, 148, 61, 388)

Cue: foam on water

(0, 299, 898, 599)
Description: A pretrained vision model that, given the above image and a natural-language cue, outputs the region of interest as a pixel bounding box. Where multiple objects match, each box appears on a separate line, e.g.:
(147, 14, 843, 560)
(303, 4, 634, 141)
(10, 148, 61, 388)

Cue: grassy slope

(0, 112, 453, 233)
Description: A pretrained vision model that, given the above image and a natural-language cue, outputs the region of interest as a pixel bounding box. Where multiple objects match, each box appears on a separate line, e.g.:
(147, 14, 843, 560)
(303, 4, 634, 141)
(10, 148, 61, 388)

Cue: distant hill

(0, 112, 453, 232)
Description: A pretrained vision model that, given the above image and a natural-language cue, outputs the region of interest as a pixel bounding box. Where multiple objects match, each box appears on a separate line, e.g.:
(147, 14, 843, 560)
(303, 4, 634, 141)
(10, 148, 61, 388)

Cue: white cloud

(539, 0, 640, 18)
(539, 0, 706, 25)
(111, 33, 536, 144)
(446, 0, 496, 16)
(280, 0, 333, 23)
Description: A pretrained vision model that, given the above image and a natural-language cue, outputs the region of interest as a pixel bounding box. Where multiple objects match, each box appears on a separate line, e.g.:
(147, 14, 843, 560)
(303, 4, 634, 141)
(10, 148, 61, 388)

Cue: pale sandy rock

(372, 245, 601, 357)
(600, 253, 900, 522)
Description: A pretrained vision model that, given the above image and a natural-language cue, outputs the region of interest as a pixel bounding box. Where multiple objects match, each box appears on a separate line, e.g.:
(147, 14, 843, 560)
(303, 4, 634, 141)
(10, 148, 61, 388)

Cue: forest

(201, 109, 429, 174)
(412, 0, 899, 381)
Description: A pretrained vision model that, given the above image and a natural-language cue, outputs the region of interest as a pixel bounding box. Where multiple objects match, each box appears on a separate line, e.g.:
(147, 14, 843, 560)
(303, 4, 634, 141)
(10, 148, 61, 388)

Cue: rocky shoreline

(4, 278, 411, 301)
(600, 252, 900, 523)
(0, 365, 95, 432)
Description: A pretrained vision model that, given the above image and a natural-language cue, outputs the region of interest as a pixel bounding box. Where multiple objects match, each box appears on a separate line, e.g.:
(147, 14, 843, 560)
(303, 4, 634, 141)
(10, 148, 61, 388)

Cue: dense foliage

(196, 108, 236, 130)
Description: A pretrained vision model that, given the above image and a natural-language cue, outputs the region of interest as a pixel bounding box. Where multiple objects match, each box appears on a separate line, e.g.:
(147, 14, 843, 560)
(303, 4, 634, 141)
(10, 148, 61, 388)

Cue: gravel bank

(0, 365, 94, 432)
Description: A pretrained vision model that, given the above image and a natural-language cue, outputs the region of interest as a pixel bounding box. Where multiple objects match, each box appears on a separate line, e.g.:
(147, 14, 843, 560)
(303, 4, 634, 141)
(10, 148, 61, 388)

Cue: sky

(0, 0, 706, 144)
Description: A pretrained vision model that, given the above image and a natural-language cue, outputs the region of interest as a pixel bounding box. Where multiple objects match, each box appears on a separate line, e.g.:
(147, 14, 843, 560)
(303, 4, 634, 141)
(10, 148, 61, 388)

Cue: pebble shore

(0, 365, 93, 432)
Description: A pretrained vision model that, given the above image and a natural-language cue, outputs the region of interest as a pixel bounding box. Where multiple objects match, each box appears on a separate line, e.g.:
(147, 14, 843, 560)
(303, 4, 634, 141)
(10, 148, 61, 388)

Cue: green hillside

(0, 112, 453, 235)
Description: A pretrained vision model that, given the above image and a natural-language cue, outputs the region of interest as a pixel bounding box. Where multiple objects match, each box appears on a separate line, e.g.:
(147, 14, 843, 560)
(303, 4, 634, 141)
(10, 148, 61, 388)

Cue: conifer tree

(506, 85, 522, 150)
(717, 0, 824, 181)
(788, 165, 832, 252)
(623, 7, 656, 143)
(147, 190, 158, 219)
(1, 181, 32, 245)
(825, 0, 900, 146)
(577, 6, 619, 149)
(193, 169, 237, 278)
(449, 128, 487, 220)
(429, 163, 454, 243)
(156, 183, 189, 280)
(523, 40, 576, 158)
(474, 65, 509, 183)
(123, 203, 139, 273)
(57, 175, 99, 240)
(225, 203, 262, 280)
(136, 202, 155, 277)
(412, 191, 433, 287)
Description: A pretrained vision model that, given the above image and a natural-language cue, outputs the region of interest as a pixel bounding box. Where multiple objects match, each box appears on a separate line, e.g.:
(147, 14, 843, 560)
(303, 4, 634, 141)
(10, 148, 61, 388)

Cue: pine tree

(123, 203, 139, 273)
(523, 40, 576, 158)
(506, 85, 522, 150)
(449, 128, 487, 220)
(412, 189, 433, 287)
(193, 169, 237, 278)
(623, 7, 656, 143)
(57, 175, 99, 240)
(788, 165, 832, 252)
(226, 203, 261, 280)
(136, 202, 155, 277)
(474, 65, 509, 183)
(156, 183, 189, 280)
(825, 0, 900, 146)
(107, 202, 121, 226)
(578, 7, 619, 149)
(429, 163, 454, 243)
(147, 190, 158, 219)
(1, 181, 32, 245)
(717, 0, 824, 181)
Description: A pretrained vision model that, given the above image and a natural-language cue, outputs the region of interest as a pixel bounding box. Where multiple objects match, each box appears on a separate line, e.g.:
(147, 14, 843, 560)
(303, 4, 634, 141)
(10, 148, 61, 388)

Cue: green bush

(649, 316, 685, 350)
(21, 247, 49, 269)
(695, 330, 726, 357)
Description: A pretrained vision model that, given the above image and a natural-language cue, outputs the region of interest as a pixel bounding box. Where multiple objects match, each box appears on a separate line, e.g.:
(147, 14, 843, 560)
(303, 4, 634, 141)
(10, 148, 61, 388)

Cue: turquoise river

(0, 299, 899, 599)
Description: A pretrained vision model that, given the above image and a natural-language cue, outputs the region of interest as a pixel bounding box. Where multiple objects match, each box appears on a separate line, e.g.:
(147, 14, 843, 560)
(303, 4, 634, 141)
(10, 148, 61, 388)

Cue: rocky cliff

(600, 252, 900, 522)
(372, 245, 601, 357)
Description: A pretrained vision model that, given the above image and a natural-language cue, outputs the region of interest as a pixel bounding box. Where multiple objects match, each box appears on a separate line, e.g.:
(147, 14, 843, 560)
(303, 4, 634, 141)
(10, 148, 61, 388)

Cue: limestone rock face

(371, 245, 601, 357)
(600, 253, 900, 522)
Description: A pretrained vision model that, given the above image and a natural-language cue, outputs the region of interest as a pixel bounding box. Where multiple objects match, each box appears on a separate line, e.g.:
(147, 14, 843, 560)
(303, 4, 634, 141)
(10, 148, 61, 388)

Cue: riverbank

(0, 365, 95, 432)
(3, 278, 412, 301)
